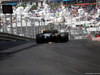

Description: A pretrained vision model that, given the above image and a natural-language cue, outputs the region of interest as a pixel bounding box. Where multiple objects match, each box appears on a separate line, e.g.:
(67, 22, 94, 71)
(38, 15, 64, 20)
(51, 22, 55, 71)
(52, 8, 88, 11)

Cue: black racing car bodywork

(36, 30, 69, 43)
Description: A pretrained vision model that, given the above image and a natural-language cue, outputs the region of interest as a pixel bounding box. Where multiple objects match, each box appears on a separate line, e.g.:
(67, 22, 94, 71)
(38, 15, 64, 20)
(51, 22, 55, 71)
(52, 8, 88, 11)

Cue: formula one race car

(36, 30, 69, 43)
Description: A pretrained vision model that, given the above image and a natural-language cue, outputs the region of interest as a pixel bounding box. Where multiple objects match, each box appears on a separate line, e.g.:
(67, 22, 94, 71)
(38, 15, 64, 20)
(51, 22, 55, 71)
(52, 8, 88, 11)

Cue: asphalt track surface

(0, 40, 100, 75)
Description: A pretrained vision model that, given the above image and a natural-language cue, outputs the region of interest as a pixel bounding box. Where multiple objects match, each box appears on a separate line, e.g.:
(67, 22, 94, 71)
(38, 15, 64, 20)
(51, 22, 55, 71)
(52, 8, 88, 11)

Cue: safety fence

(0, 14, 97, 41)
(67, 27, 89, 40)
(0, 14, 46, 39)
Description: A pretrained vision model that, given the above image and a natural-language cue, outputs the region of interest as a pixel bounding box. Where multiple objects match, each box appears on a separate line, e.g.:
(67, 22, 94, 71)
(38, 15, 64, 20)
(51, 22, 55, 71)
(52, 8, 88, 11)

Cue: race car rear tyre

(66, 33, 69, 41)
(36, 34, 43, 43)
(60, 33, 69, 42)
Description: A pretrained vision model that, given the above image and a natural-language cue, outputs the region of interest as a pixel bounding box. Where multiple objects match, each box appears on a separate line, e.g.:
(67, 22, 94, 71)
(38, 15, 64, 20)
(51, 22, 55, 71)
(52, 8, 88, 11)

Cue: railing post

(30, 19, 33, 38)
(41, 21, 43, 30)
(25, 18, 28, 37)
(15, 14, 18, 35)
(69, 27, 70, 40)
(2, 18, 4, 32)
(20, 14, 23, 36)
(4, 14, 7, 33)
(49, 23, 50, 30)
(34, 20, 36, 39)
(74, 28, 75, 39)
(44, 20, 45, 29)
(77, 29, 79, 39)
(40, 21, 41, 33)
(10, 14, 13, 34)
(30, 18, 35, 39)
(38, 21, 40, 34)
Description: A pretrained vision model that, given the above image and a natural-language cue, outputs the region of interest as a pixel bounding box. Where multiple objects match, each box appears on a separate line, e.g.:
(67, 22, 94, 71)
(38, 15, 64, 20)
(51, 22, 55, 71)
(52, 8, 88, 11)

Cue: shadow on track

(0, 41, 40, 61)
(0, 41, 33, 51)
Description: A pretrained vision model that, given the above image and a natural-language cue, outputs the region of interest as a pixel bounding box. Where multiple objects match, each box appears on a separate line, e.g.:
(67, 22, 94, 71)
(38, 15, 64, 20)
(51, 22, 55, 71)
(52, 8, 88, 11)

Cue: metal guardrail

(0, 32, 34, 41)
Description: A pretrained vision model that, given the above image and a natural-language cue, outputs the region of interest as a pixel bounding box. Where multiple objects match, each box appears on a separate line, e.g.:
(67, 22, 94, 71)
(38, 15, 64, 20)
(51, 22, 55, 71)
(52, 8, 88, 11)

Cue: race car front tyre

(36, 34, 43, 43)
